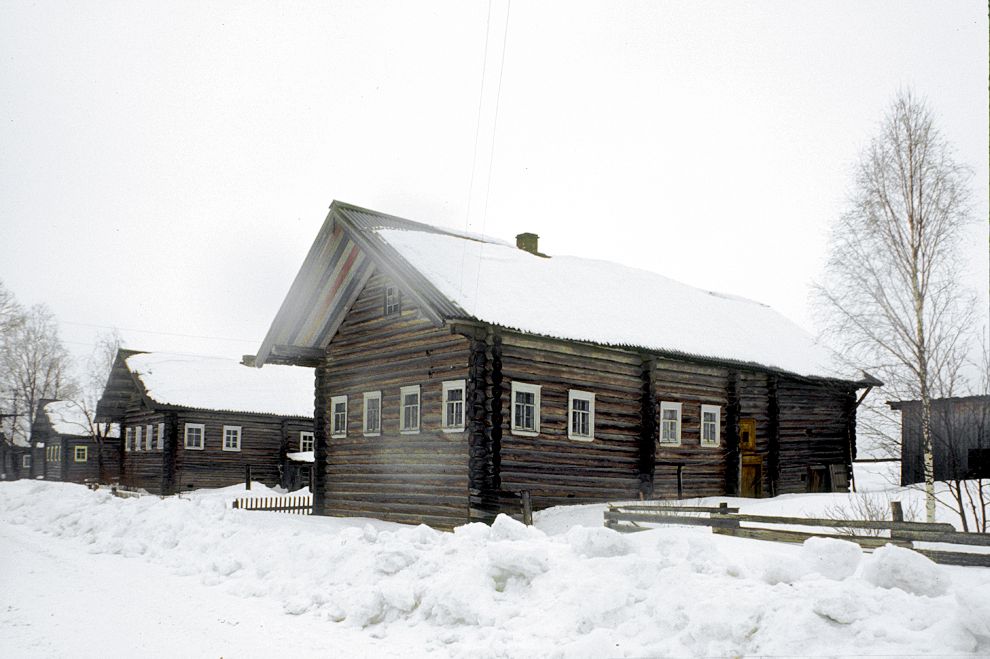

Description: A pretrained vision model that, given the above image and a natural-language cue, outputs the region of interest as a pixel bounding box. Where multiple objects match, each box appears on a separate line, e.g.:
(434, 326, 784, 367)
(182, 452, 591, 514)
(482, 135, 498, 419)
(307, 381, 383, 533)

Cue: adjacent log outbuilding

(256, 201, 878, 528)
(29, 399, 120, 484)
(96, 349, 315, 494)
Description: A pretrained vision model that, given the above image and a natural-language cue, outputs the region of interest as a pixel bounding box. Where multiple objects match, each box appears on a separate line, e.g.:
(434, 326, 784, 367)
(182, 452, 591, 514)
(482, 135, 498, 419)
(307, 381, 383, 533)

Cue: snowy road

(0, 519, 394, 658)
(2, 481, 990, 658)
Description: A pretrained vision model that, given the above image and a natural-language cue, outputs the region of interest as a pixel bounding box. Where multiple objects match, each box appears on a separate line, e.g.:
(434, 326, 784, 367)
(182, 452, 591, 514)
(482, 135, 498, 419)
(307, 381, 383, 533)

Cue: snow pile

(376, 228, 840, 378)
(42, 400, 120, 438)
(2, 482, 989, 656)
(125, 352, 314, 418)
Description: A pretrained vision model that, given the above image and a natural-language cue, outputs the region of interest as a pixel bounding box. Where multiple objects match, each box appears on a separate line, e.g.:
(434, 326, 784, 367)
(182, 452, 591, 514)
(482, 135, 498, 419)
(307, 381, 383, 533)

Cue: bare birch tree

(815, 90, 974, 522)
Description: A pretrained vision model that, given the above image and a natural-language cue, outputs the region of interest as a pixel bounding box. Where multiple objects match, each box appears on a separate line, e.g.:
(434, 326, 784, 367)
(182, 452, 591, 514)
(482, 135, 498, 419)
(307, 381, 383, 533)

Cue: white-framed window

(511, 381, 541, 436)
(384, 285, 401, 316)
(363, 391, 381, 436)
(156, 422, 165, 450)
(145, 424, 153, 450)
(48, 445, 61, 462)
(74, 445, 88, 462)
(659, 401, 682, 446)
(134, 425, 142, 452)
(222, 425, 242, 452)
(442, 380, 466, 432)
(568, 390, 595, 441)
(701, 404, 721, 447)
(399, 385, 420, 433)
(22, 454, 31, 468)
(299, 431, 314, 452)
(330, 395, 348, 438)
(125, 427, 133, 452)
(184, 423, 205, 450)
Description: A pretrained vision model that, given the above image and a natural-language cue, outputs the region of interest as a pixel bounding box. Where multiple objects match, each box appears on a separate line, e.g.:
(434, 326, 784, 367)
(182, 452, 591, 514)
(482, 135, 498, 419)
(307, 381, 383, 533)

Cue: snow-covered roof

(125, 353, 314, 418)
(41, 400, 120, 439)
(374, 228, 840, 379)
(286, 450, 315, 463)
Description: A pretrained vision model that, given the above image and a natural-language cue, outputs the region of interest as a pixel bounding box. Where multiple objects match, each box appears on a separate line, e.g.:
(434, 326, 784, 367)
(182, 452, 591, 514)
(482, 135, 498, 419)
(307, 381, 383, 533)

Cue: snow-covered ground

(2, 478, 989, 658)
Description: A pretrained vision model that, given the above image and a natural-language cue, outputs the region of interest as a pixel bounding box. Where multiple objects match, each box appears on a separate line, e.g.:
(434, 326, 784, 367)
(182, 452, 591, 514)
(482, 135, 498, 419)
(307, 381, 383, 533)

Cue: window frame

(74, 445, 88, 463)
(384, 284, 401, 317)
(222, 425, 242, 452)
(567, 389, 596, 442)
(700, 404, 721, 448)
(22, 454, 31, 469)
(362, 391, 382, 437)
(399, 385, 421, 434)
(299, 431, 315, 452)
(156, 422, 165, 450)
(184, 423, 205, 450)
(330, 395, 348, 438)
(659, 401, 682, 446)
(441, 380, 466, 432)
(145, 424, 154, 450)
(510, 381, 542, 436)
(134, 425, 142, 452)
(125, 427, 133, 452)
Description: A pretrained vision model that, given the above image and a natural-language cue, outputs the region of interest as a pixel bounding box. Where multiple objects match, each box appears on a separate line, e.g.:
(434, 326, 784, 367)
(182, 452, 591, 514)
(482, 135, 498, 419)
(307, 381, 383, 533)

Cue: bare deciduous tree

(815, 90, 975, 522)
(70, 330, 122, 481)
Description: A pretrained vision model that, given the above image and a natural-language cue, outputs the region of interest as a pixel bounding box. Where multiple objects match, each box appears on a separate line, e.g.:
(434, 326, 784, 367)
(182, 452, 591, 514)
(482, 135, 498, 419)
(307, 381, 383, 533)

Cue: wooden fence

(232, 495, 312, 515)
(604, 501, 990, 567)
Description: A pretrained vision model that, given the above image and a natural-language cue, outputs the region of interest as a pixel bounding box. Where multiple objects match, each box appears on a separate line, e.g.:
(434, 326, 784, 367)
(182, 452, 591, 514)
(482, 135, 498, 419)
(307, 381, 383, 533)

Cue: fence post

(232, 499, 239, 510)
(521, 491, 533, 525)
(245, 465, 252, 490)
(890, 501, 903, 522)
(676, 465, 683, 499)
(718, 501, 728, 515)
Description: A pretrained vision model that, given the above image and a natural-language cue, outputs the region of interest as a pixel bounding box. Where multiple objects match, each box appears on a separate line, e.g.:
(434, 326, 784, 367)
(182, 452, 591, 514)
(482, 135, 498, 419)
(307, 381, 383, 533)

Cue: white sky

(1, 1, 987, 379)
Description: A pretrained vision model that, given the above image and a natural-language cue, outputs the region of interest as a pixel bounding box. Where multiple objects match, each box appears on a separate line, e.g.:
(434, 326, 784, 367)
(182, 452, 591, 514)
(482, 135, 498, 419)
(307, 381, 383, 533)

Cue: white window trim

(299, 431, 315, 452)
(330, 395, 348, 438)
(74, 445, 88, 462)
(510, 381, 542, 437)
(659, 401, 682, 446)
(184, 423, 205, 450)
(134, 425, 142, 452)
(441, 380, 466, 433)
(125, 427, 133, 452)
(362, 391, 382, 437)
(700, 404, 721, 448)
(567, 389, 596, 442)
(22, 454, 31, 468)
(156, 422, 165, 450)
(399, 385, 421, 434)
(222, 425, 242, 452)
(145, 424, 153, 451)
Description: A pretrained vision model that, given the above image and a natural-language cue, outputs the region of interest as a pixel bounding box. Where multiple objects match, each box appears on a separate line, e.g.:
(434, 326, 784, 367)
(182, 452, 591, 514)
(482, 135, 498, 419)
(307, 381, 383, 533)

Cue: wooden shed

(96, 349, 315, 494)
(889, 395, 990, 485)
(255, 201, 878, 529)
(29, 399, 120, 484)
(0, 434, 31, 481)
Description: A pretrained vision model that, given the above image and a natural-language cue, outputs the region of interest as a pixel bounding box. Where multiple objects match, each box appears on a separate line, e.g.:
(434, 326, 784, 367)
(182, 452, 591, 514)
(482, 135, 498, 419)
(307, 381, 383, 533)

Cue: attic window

(384, 285, 401, 316)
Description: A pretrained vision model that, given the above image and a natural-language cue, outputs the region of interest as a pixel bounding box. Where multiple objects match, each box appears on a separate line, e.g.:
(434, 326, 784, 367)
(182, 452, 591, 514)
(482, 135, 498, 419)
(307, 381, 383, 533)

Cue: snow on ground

(2, 481, 989, 658)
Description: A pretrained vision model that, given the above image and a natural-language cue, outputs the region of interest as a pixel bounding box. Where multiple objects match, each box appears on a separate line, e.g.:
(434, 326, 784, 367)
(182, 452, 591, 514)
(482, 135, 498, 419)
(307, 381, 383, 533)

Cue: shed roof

(125, 352, 314, 418)
(257, 201, 855, 381)
(41, 400, 120, 439)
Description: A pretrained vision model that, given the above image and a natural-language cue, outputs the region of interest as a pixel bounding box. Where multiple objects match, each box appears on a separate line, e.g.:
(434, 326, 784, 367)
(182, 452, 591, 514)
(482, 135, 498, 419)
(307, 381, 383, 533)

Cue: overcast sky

(1, 1, 987, 381)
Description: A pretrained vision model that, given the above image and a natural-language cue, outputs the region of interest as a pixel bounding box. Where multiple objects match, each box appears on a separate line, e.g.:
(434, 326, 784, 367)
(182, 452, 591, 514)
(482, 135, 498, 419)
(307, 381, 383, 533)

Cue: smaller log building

(0, 434, 31, 481)
(29, 399, 120, 484)
(889, 395, 990, 485)
(255, 201, 879, 529)
(96, 350, 314, 494)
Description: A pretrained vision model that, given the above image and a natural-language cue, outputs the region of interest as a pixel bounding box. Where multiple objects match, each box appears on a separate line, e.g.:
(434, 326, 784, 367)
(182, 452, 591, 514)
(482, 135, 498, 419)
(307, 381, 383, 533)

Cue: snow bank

(2, 481, 989, 657)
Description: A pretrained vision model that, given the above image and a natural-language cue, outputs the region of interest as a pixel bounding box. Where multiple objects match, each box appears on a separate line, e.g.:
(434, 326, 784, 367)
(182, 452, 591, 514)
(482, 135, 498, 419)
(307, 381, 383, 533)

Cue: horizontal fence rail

(604, 501, 990, 568)
(232, 495, 312, 515)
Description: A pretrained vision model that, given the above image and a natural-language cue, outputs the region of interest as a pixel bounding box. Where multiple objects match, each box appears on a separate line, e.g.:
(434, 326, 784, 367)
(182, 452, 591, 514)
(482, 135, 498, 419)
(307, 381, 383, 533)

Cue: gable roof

(257, 201, 854, 381)
(31, 399, 120, 443)
(98, 350, 314, 419)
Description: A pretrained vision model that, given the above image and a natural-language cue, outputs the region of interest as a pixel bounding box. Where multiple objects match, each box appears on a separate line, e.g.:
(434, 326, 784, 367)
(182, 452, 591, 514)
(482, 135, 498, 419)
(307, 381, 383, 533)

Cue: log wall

(652, 358, 731, 498)
(776, 377, 854, 493)
(496, 332, 644, 510)
(321, 272, 472, 529)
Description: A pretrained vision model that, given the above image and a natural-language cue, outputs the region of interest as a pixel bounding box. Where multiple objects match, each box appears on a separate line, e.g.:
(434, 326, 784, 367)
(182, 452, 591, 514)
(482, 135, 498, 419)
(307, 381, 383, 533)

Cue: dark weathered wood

(604, 510, 740, 528)
(521, 490, 533, 525)
(712, 525, 909, 549)
(609, 503, 740, 513)
(890, 501, 904, 522)
(913, 549, 990, 567)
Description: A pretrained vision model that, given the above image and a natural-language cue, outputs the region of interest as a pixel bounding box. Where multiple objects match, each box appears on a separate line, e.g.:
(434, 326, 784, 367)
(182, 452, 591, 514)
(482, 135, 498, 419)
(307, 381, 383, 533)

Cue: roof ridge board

(333, 200, 504, 246)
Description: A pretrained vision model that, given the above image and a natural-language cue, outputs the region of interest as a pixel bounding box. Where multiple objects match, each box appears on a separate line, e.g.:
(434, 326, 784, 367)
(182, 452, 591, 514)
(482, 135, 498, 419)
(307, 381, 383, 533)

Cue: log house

(96, 350, 314, 494)
(29, 399, 120, 484)
(255, 201, 879, 528)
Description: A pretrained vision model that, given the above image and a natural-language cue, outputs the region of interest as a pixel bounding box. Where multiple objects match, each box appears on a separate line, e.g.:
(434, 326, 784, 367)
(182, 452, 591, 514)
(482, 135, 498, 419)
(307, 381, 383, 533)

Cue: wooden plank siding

(321, 272, 472, 529)
(496, 332, 644, 510)
(653, 358, 730, 498)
